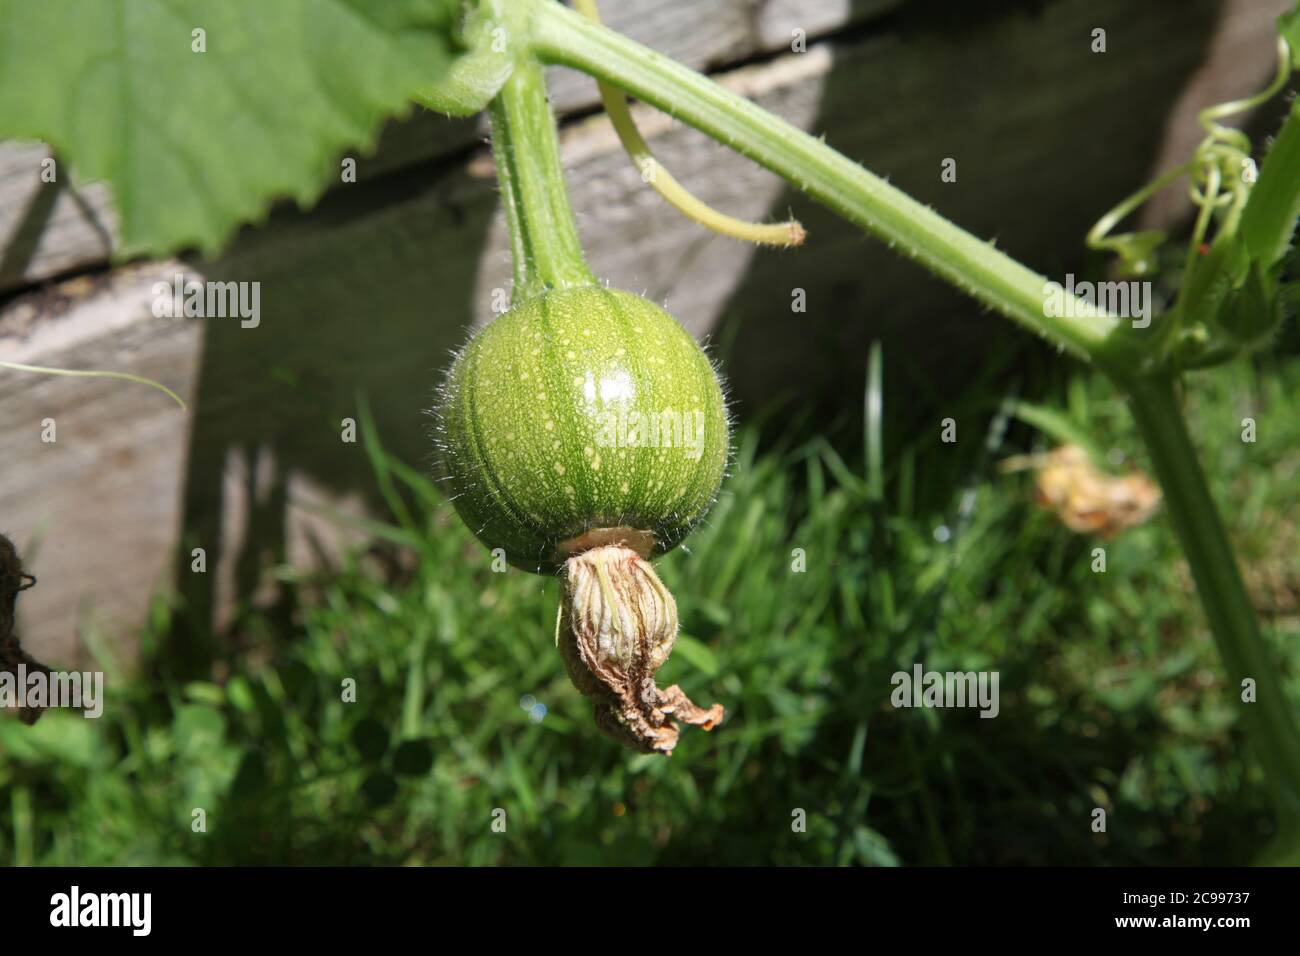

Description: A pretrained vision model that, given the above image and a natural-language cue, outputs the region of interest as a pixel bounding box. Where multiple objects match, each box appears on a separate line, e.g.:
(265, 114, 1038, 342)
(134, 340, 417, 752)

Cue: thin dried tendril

(574, 0, 805, 247)
(0, 361, 187, 410)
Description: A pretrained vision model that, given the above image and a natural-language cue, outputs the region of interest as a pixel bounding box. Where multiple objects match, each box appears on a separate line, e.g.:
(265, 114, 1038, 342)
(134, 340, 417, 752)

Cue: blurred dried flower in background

(1004, 445, 1162, 538)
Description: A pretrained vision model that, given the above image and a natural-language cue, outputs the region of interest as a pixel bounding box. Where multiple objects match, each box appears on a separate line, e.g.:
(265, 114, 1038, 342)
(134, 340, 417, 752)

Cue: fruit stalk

(488, 53, 594, 301)
(472, 58, 728, 754)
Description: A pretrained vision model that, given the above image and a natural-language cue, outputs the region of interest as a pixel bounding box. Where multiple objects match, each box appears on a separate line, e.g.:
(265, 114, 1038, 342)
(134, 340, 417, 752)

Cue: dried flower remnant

(1005, 445, 1161, 538)
(0, 533, 51, 725)
(557, 545, 723, 755)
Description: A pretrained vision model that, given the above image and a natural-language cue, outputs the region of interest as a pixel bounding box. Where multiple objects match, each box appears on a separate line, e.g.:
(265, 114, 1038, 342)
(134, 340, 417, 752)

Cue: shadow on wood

(5, 0, 1281, 669)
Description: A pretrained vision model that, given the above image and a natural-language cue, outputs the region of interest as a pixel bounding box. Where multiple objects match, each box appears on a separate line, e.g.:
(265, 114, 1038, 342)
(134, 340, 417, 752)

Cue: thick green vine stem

(488, 53, 595, 302)
(525, 0, 1139, 375)
(1126, 376, 1300, 863)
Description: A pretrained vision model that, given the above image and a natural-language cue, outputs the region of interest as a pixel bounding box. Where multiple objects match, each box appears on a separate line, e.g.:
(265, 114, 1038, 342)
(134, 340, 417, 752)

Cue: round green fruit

(435, 286, 730, 573)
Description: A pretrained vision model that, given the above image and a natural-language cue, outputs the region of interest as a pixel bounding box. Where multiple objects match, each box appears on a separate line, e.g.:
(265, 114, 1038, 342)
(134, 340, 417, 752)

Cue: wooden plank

(0, 0, 900, 294)
(0, 144, 117, 293)
(0, 263, 199, 665)
(0, 0, 1292, 659)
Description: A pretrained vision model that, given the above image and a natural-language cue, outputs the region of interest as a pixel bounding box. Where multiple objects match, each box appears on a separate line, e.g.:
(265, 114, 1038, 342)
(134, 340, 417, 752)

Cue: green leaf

(0, 0, 462, 257)
(1240, 99, 1300, 272)
(1241, 3, 1300, 274)
(414, 0, 515, 115)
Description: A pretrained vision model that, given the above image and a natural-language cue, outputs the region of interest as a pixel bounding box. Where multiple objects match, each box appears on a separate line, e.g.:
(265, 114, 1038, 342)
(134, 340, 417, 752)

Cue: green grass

(1, 351, 1298, 866)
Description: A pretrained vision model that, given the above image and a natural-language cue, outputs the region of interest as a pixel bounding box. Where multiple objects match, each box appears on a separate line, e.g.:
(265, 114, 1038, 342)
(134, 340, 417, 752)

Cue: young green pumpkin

(436, 285, 729, 753)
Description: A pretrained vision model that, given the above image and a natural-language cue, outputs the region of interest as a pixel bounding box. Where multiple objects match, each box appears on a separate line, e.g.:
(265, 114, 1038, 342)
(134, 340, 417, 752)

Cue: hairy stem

(526, 0, 1137, 373)
(488, 53, 595, 301)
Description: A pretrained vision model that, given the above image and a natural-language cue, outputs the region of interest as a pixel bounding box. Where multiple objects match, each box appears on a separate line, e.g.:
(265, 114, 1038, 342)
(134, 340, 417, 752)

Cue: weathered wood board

(0, 0, 1292, 663)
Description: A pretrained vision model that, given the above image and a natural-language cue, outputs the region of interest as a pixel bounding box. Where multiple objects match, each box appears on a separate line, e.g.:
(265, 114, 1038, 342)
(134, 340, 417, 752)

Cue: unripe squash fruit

(436, 286, 729, 573)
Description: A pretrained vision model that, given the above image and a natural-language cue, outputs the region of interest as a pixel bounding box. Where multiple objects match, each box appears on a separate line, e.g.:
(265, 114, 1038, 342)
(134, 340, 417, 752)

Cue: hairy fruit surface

(436, 286, 729, 573)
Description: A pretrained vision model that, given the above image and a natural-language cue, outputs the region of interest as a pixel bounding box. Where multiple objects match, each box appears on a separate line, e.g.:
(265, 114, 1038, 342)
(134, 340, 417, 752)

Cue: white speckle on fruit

(438, 287, 727, 576)
(599, 372, 634, 402)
